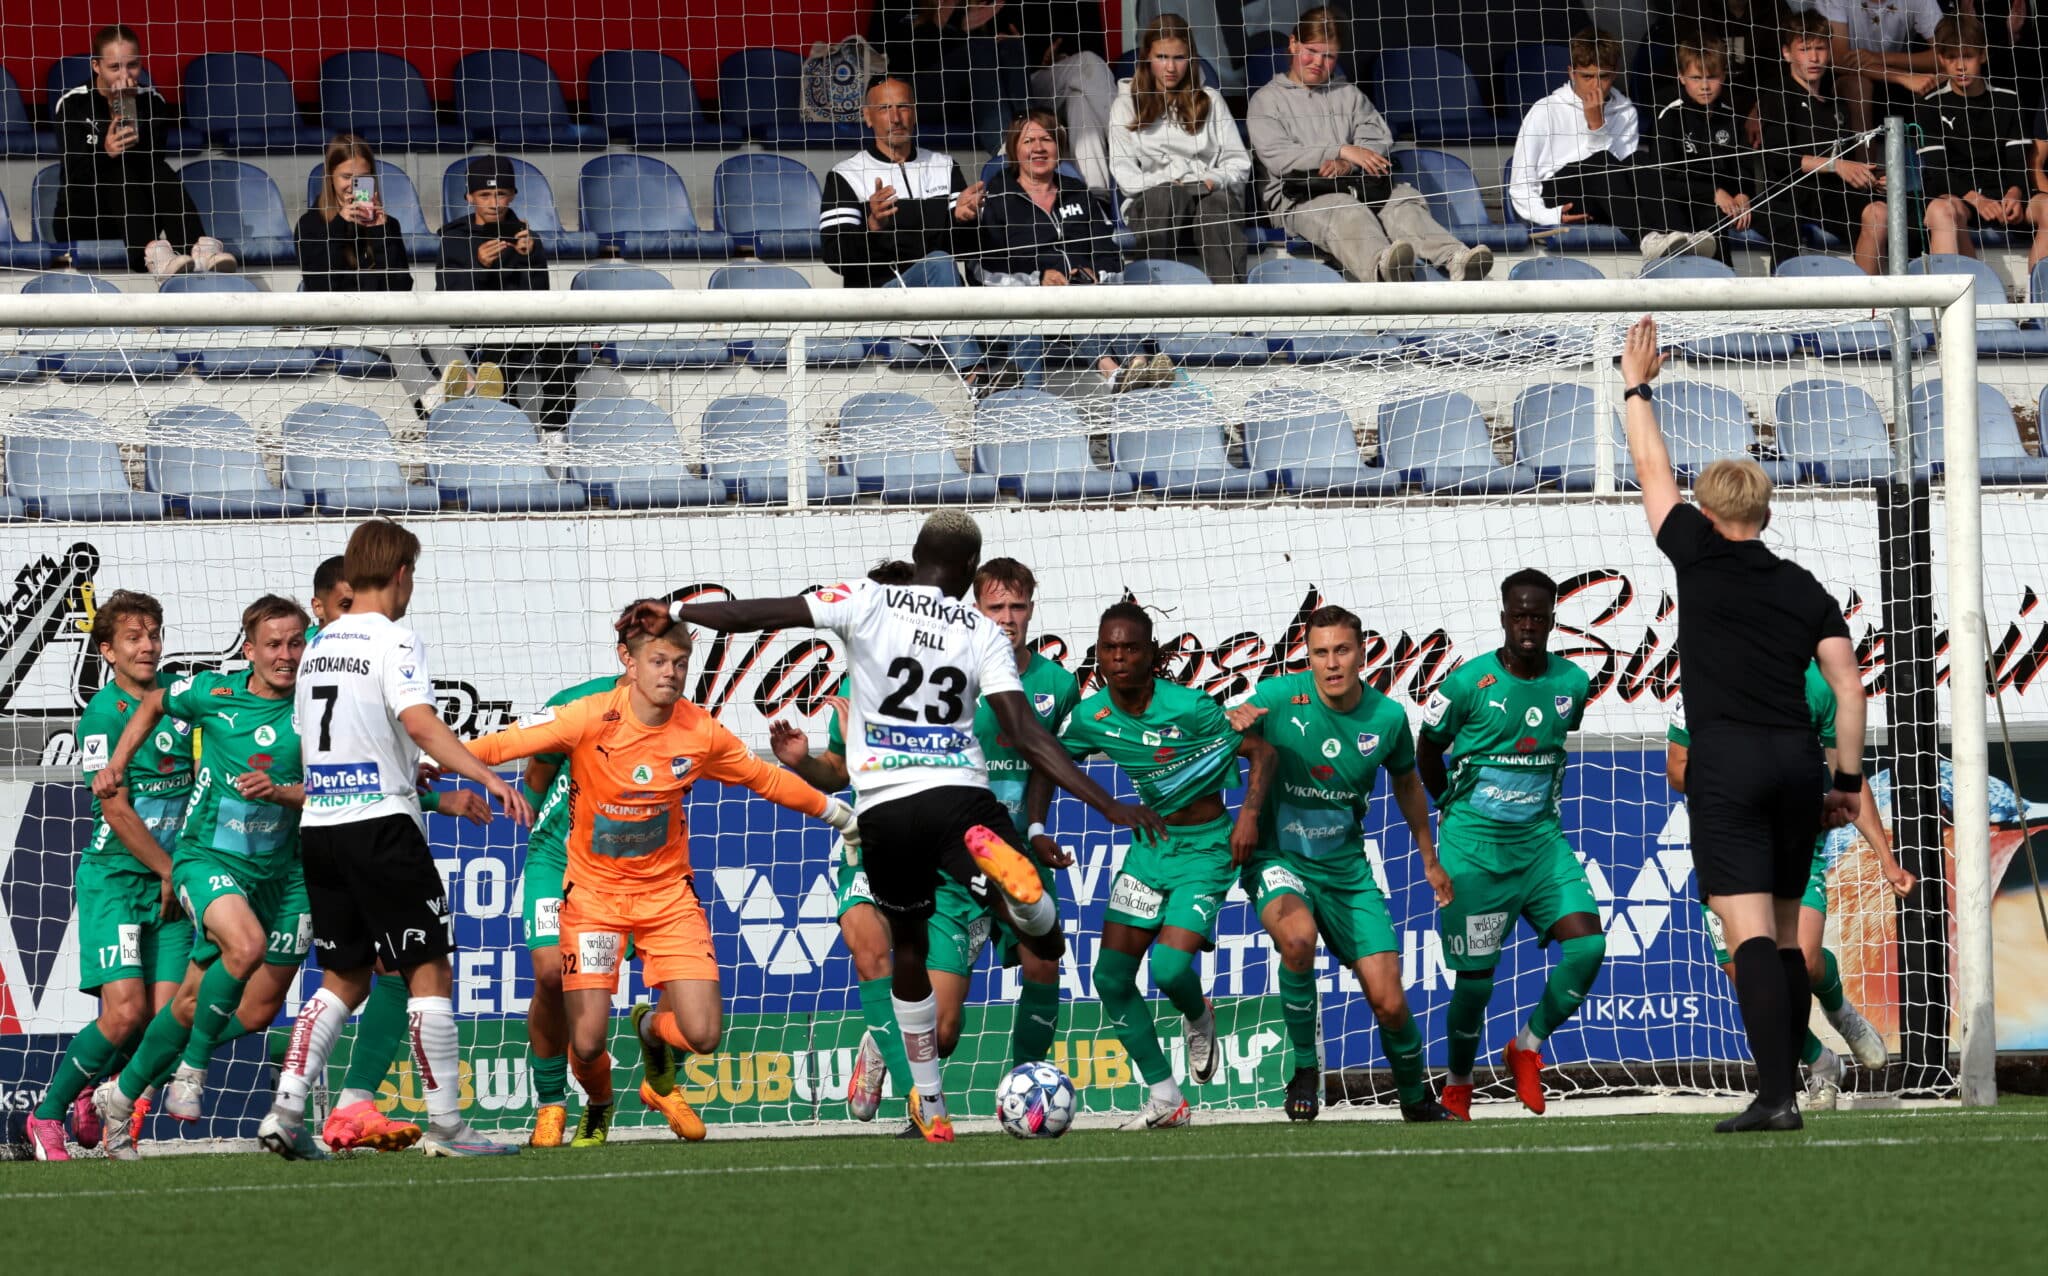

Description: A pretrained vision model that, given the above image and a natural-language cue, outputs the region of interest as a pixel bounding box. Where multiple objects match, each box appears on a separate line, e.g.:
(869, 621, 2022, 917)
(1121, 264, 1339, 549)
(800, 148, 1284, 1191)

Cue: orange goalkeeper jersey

(469, 685, 827, 892)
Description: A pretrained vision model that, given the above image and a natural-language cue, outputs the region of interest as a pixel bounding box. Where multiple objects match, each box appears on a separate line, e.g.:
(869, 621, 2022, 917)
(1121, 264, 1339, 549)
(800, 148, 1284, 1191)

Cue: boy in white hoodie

(1109, 14, 1253, 282)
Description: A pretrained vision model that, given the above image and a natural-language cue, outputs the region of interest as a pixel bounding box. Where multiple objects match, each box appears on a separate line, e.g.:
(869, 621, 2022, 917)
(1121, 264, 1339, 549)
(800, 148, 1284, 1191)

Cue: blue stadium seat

(1910, 380, 2048, 482)
(179, 159, 298, 266)
(0, 69, 55, 156)
(717, 49, 861, 149)
(1637, 256, 1802, 361)
(319, 51, 471, 151)
(708, 266, 869, 366)
(715, 154, 825, 259)
(1512, 382, 1632, 491)
(1371, 48, 1511, 142)
(1500, 158, 1631, 252)
(1378, 392, 1537, 494)
(0, 188, 58, 269)
(441, 156, 602, 260)
(840, 392, 1000, 503)
(1907, 253, 2048, 357)
(1244, 257, 1403, 362)
(6, 410, 165, 519)
(453, 50, 607, 149)
(21, 273, 184, 381)
(565, 397, 727, 508)
(426, 399, 590, 512)
(281, 401, 443, 514)
(1774, 379, 1896, 485)
(701, 395, 859, 504)
(571, 266, 730, 368)
(1508, 256, 1604, 281)
(182, 53, 326, 154)
(304, 160, 439, 259)
(1110, 386, 1275, 496)
(1499, 44, 1573, 115)
(1118, 259, 1271, 366)
(578, 154, 734, 260)
(972, 389, 1137, 500)
(145, 405, 311, 516)
(158, 274, 324, 378)
(1391, 149, 1531, 252)
(44, 59, 204, 153)
(2028, 257, 2048, 307)
(1774, 254, 1923, 358)
(1658, 381, 1798, 483)
(31, 163, 126, 271)
(588, 51, 743, 148)
(1242, 386, 1382, 494)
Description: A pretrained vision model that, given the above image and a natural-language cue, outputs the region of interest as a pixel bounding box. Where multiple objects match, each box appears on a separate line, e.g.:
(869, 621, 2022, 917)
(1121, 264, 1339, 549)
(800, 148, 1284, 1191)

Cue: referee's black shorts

(1687, 724, 1826, 900)
(855, 785, 1021, 923)
(301, 813, 454, 971)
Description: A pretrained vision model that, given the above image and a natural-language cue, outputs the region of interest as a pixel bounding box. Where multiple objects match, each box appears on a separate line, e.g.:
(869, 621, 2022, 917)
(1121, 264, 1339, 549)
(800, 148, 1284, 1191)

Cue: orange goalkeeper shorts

(559, 874, 717, 992)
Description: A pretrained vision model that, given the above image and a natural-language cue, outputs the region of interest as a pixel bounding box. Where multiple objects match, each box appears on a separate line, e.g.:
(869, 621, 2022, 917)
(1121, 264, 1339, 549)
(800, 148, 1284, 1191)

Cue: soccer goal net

(0, 273, 1997, 1148)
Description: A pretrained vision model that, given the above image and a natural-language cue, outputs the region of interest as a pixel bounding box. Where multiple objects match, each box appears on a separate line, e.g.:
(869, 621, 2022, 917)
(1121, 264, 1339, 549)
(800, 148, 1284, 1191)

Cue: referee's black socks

(1732, 937, 1794, 1106)
(1779, 945, 1813, 1097)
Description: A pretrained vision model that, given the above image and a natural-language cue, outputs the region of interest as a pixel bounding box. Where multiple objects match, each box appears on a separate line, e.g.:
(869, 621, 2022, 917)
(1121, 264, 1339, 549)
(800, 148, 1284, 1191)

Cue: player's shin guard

(1527, 934, 1605, 1041)
(858, 977, 913, 1093)
(180, 961, 249, 1071)
(1380, 1014, 1427, 1105)
(408, 996, 464, 1130)
(568, 1049, 614, 1105)
(33, 1023, 119, 1121)
(530, 1051, 569, 1107)
(1813, 948, 1846, 1015)
(272, 987, 351, 1121)
(337, 975, 410, 1108)
(1147, 944, 1208, 1022)
(1278, 966, 1321, 1071)
(891, 993, 946, 1118)
(1731, 938, 1793, 1106)
(1011, 978, 1061, 1066)
(1093, 947, 1172, 1086)
(119, 1003, 193, 1104)
(1445, 973, 1494, 1080)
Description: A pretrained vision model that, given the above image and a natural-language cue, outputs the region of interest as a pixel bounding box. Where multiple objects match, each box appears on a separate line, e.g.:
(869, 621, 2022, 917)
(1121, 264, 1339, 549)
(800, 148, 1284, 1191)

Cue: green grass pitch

(6, 1101, 2042, 1273)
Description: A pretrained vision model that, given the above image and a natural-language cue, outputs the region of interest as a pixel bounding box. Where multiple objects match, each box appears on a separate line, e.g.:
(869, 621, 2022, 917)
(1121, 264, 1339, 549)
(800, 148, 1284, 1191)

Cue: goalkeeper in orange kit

(466, 605, 857, 1145)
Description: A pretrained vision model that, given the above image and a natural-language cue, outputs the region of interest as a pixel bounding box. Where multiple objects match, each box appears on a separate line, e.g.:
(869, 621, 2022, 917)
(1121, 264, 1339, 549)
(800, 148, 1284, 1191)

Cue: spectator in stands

(879, 0, 1032, 156)
(1817, 0, 1944, 138)
(1646, 0, 1790, 117)
(1650, 40, 1802, 265)
(297, 134, 411, 292)
(975, 107, 1174, 389)
(436, 155, 574, 425)
(1010, 1, 1118, 189)
(1507, 28, 1725, 261)
(54, 23, 233, 276)
(1248, 7, 1491, 282)
(820, 76, 985, 287)
(1109, 13, 1252, 283)
(1916, 16, 2048, 269)
(1754, 9, 1892, 274)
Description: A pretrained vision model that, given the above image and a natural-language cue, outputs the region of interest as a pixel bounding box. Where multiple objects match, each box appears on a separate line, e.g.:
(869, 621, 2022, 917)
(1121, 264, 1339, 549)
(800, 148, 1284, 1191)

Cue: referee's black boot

(1713, 1097, 1804, 1134)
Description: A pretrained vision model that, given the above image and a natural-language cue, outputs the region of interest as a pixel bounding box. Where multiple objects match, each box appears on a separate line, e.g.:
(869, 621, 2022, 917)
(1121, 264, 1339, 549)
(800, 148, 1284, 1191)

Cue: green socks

(531, 1051, 569, 1107)
(1093, 947, 1171, 1085)
(1446, 973, 1494, 1078)
(1381, 1014, 1427, 1105)
(1802, 1030, 1825, 1066)
(119, 1003, 192, 1103)
(1813, 948, 1846, 1015)
(34, 1022, 119, 1119)
(179, 961, 250, 1071)
(341, 975, 413, 1098)
(1147, 944, 1207, 1022)
(1527, 934, 1606, 1041)
(1010, 978, 1061, 1066)
(1279, 965, 1321, 1070)
(857, 977, 913, 1095)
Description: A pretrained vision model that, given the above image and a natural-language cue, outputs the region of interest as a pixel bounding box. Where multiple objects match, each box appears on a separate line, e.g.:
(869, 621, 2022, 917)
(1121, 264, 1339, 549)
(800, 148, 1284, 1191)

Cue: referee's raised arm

(1619, 315, 1679, 535)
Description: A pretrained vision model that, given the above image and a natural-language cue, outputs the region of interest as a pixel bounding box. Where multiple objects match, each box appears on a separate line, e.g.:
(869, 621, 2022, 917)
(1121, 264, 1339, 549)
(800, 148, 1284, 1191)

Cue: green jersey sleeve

(1418, 665, 1471, 747)
(1384, 717, 1417, 775)
(1803, 662, 1837, 750)
(825, 673, 851, 756)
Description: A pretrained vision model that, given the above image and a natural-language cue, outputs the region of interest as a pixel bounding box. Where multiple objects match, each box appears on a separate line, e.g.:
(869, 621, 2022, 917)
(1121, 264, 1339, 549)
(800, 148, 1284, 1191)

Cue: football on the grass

(996, 1062, 1077, 1139)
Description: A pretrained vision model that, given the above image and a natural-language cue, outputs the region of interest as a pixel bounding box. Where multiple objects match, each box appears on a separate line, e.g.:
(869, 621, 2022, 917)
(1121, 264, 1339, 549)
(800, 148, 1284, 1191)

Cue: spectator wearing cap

(436, 155, 573, 424)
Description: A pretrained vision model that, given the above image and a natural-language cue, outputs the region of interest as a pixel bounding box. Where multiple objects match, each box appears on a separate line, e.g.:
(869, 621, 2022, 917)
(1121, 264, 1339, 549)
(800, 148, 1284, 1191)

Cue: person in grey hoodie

(1247, 7, 1491, 282)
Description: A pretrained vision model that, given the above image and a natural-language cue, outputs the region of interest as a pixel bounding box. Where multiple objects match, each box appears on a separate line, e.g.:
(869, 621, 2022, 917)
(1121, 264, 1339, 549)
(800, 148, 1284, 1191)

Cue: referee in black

(1620, 317, 1867, 1133)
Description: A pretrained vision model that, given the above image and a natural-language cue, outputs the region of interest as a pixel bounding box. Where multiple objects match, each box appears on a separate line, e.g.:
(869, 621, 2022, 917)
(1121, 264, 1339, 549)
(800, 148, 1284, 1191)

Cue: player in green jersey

(88, 595, 315, 1159)
(1052, 601, 1276, 1130)
(1416, 570, 1603, 1121)
(1667, 664, 1910, 1107)
(1226, 605, 1456, 1123)
(25, 592, 196, 1161)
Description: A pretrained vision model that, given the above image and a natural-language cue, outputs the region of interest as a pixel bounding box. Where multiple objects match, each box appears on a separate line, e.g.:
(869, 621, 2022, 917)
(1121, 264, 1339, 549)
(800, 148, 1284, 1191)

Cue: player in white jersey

(258, 519, 533, 1160)
(660, 510, 1166, 1141)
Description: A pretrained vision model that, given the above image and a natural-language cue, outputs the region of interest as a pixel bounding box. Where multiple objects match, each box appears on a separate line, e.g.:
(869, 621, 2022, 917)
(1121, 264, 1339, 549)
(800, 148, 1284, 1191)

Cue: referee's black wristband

(1832, 770, 1862, 794)
(1623, 383, 1654, 403)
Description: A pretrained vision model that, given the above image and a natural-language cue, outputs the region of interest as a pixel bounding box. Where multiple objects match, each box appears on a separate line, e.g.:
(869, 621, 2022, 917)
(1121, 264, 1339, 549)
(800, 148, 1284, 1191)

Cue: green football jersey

(162, 669, 302, 871)
(975, 652, 1080, 829)
(1668, 661, 1835, 750)
(1420, 650, 1589, 844)
(526, 674, 622, 864)
(1057, 678, 1241, 817)
(77, 679, 197, 868)
(1249, 671, 1416, 860)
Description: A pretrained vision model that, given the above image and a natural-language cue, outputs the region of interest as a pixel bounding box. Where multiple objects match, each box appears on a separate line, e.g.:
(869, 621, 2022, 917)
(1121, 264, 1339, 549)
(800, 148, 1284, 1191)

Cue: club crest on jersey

(1555, 696, 1574, 718)
(670, 756, 693, 779)
(632, 764, 655, 784)
(1320, 739, 1341, 758)
(1357, 733, 1380, 756)
(399, 665, 416, 679)
(1524, 706, 1543, 728)
(154, 731, 174, 753)
(1033, 692, 1057, 719)
(253, 725, 277, 747)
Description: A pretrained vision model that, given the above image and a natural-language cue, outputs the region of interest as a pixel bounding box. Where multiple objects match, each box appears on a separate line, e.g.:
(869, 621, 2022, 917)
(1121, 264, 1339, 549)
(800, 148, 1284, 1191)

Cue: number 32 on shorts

(562, 930, 621, 976)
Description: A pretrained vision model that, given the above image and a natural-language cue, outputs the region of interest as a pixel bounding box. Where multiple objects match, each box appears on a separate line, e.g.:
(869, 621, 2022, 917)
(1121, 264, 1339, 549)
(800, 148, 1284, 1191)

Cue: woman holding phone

(297, 134, 412, 292)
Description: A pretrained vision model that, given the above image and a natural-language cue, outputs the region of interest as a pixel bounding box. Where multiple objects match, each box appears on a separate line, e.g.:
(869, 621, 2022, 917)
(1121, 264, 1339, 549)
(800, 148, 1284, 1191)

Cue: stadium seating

(1377, 391, 1537, 493)
(1656, 380, 1798, 483)
(717, 49, 860, 148)
(971, 389, 1137, 500)
(713, 154, 825, 259)
(0, 68, 55, 156)
(1242, 385, 1381, 494)
(441, 156, 602, 260)
(0, 189, 58, 270)
(1242, 257, 1404, 361)
(1118, 259, 1272, 366)
(571, 265, 731, 368)
(1110, 386, 1274, 496)
(280, 401, 444, 513)
(158, 274, 325, 378)
(1499, 44, 1572, 116)
(1910, 380, 2048, 482)
(1500, 158, 1630, 253)
(1773, 255, 1921, 359)
(839, 392, 1000, 503)
(700, 395, 859, 504)
(179, 159, 298, 266)
(578, 154, 733, 260)
(564, 397, 728, 508)
(1371, 48, 1512, 142)
(1507, 256, 1604, 281)
(1512, 382, 1632, 491)
(144, 405, 310, 516)
(1773, 379, 1897, 485)
(1392, 149, 1531, 252)
(181, 53, 326, 154)
(708, 265, 870, 366)
(21, 273, 184, 381)
(30, 163, 129, 272)
(304, 160, 441, 260)
(425, 399, 590, 512)
(1637, 256, 1802, 361)
(587, 50, 742, 149)
(1908, 253, 2048, 357)
(453, 50, 608, 150)
(5, 410, 167, 519)
(319, 51, 471, 151)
